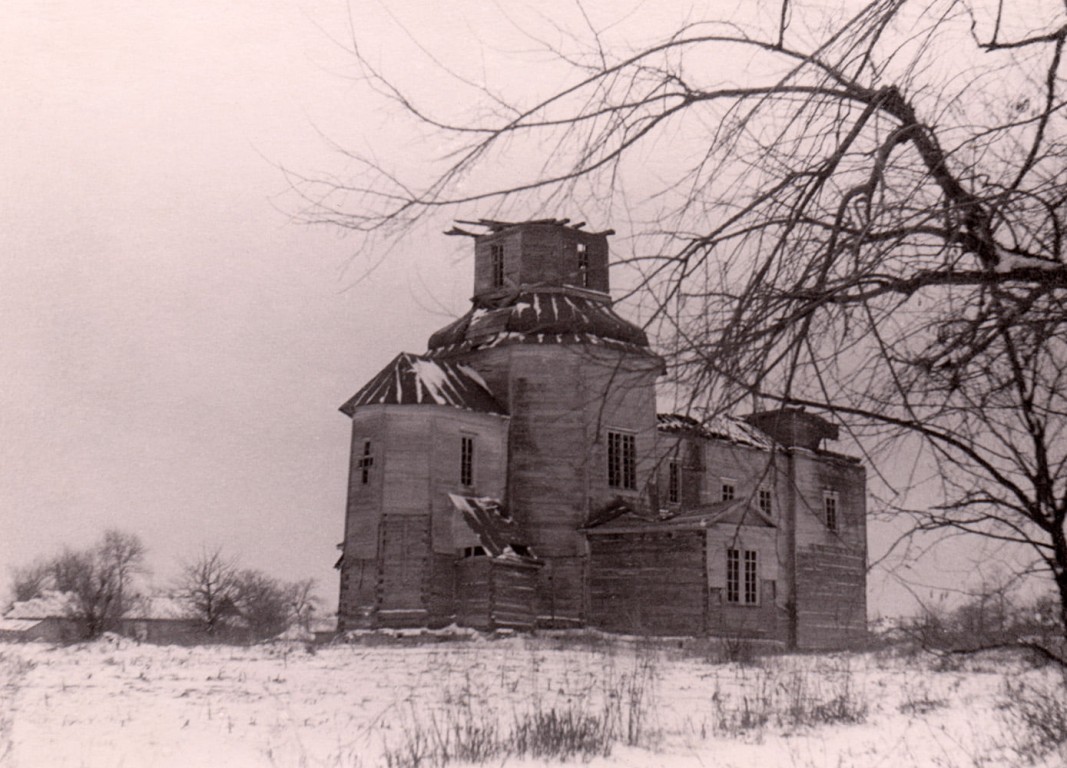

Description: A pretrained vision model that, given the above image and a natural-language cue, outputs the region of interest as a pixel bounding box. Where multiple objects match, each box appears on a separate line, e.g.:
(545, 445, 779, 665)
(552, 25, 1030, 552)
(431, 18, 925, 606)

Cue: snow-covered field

(1, 633, 1065, 768)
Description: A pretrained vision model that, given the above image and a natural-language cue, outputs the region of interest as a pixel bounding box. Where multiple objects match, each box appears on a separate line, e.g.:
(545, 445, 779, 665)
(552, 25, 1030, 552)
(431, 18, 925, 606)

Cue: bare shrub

(382, 647, 657, 767)
(897, 678, 948, 716)
(510, 707, 611, 760)
(709, 657, 867, 739)
(1000, 673, 1067, 763)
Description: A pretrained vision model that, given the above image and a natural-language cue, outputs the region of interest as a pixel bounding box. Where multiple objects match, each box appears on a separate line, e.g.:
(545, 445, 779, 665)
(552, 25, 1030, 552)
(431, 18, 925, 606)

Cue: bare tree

(74, 530, 147, 637)
(287, 577, 322, 633)
(8, 560, 52, 607)
(177, 550, 318, 640)
(96, 529, 147, 619)
(298, 1, 1067, 636)
(176, 547, 241, 636)
(232, 569, 292, 641)
(13, 530, 149, 638)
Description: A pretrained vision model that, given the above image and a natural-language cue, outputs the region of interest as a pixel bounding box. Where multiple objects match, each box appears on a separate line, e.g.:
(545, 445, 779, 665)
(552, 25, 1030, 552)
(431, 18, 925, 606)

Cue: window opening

(490, 244, 505, 288)
(358, 440, 374, 484)
(608, 431, 636, 489)
(667, 460, 681, 504)
(745, 550, 758, 604)
(727, 548, 759, 605)
(460, 435, 474, 487)
(824, 490, 839, 531)
(577, 242, 589, 288)
(758, 488, 773, 516)
(721, 480, 736, 502)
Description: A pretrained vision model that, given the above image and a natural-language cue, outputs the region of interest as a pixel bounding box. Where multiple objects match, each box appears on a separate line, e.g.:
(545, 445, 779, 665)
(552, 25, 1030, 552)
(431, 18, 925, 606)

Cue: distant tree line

(7, 530, 322, 642)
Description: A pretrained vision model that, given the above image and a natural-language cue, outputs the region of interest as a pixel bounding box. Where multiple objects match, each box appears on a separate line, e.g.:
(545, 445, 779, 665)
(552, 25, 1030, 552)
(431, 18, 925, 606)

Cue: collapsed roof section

(340, 352, 507, 417)
(584, 497, 777, 534)
(445, 217, 614, 237)
(427, 290, 654, 356)
(448, 494, 538, 562)
(657, 413, 778, 450)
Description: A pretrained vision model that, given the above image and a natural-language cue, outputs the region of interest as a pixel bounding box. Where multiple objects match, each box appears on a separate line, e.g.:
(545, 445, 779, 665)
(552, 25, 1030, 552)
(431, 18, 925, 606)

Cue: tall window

(460, 435, 474, 487)
(758, 488, 773, 517)
(721, 480, 736, 502)
(667, 460, 681, 504)
(727, 548, 759, 605)
(490, 244, 505, 288)
(607, 431, 636, 489)
(576, 242, 589, 288)
(358, 440, 374, 485)
(824, 490, 839, 531)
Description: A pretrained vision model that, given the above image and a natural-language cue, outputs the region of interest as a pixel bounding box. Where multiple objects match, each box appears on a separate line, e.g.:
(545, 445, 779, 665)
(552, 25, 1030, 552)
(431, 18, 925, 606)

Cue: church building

(336, 219, 867, 649)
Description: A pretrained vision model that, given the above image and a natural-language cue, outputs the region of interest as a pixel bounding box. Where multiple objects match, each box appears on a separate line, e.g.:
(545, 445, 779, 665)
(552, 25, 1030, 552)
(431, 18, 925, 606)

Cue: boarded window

(824, 490, 839, 531)
(358, 440, 374, 485)
(490, 244, 505, 288)
(608, 431, 636, 489)
(460, 435, 474, 487)
(577, 242, 589, 288)
(721, 480, 736, 502)
(758, 488, 773, 516)
(667, 460, 681, 503)
(727, 548, 759, 605)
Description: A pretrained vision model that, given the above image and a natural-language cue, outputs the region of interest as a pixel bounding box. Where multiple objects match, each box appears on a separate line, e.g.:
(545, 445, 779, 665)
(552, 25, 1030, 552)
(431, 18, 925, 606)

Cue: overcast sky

(1, 0, 1007, 615)
(0, 0, 481, 598)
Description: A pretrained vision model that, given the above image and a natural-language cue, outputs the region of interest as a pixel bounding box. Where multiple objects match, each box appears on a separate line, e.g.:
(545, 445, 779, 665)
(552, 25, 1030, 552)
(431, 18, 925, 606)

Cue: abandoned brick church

(336, 219, 867, 649)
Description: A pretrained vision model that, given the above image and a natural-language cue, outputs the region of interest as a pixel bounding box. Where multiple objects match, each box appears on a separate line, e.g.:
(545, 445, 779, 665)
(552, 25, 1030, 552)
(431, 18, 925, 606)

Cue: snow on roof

(340, 353, 507, 416)
(427, 290, 653, 354)
(0, 618, 45, 632)
(6, 591, 74, 619)
(4, 592, 191, 622)
(657, 413, 777, 450)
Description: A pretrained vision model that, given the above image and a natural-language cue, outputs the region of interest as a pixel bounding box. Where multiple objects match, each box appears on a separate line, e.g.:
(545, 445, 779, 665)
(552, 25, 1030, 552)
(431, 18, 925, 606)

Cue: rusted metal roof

(448, 494, 537, 561)
(428, 290, 655, 356)
(340, 353, 506, 416)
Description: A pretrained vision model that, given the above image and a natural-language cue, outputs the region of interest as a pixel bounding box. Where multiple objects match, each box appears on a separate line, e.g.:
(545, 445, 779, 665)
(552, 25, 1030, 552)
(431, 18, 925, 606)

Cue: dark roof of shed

(427, 290, 654, 355)
(448, 494, 538, 561)
(340, 352, 506, 416)
(585, 498, 776, 534)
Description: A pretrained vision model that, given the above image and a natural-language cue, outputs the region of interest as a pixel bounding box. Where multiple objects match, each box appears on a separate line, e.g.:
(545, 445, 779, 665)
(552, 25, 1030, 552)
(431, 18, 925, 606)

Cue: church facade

(336, 219, 867, 649)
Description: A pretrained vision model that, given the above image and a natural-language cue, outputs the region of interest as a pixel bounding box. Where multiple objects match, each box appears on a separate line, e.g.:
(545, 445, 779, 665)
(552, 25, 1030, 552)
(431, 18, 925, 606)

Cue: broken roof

(585, 497, 776, 534)
(657, 413, 778, 450)
(340, 352, 506, 416)
(444, 217, 614, 237)
(448, 494, 537, 561)
(428, 290, 655, 356)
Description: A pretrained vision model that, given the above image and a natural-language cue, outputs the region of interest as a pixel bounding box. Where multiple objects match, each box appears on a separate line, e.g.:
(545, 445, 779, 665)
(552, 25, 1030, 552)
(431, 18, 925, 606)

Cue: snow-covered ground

(0, 633, 1064, 768)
